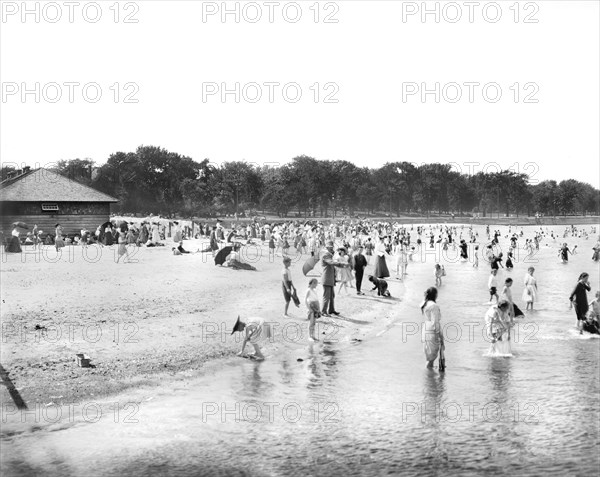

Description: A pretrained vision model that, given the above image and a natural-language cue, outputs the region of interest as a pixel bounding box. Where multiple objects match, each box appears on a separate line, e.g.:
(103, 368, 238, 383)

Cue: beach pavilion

(0, 167, 118, 240)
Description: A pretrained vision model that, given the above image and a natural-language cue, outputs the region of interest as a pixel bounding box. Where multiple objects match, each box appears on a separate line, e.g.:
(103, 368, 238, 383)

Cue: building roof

(0, 168, 118, 202)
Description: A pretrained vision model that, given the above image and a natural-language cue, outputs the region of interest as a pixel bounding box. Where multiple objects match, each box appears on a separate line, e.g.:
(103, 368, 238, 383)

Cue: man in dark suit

(353, 245, 368, 295)
(320, 240, 344, 316)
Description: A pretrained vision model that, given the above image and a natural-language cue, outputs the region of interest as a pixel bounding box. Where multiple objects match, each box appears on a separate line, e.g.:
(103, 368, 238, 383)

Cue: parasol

(214, 246, 233, 266)
(302, 256, 320, 276)
(12, 222, 28, 229)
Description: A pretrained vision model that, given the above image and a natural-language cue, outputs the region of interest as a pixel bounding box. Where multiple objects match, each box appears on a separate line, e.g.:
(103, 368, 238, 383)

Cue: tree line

(1, 146, 598, 218)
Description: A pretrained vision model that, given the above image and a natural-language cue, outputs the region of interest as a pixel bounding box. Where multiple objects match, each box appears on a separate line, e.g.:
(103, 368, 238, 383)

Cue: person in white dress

(335, 248, 353, 294)
(485, 299, 512, 355)
(421, 287, 445, 369)
(522, 267, 538, 311)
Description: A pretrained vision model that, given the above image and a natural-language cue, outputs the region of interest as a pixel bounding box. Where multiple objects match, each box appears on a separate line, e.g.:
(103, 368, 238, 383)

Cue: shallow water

(2, 224, 599, 477)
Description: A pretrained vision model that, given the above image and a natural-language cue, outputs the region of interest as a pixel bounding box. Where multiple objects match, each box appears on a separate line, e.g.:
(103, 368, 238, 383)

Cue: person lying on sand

(225, 245, 257, 270)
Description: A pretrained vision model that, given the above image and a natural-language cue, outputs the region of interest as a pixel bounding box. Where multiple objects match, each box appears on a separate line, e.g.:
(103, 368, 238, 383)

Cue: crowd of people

(5, 216, 599, 365)
(226, 219, 600, 363)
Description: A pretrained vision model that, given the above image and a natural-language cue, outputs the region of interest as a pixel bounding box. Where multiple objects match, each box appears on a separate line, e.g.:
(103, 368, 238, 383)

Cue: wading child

(473, 245, 479, 268)
(434, 264, 444, 287)
(305, 279, 320, 342)
(282, 257, 299, 317)
(488, 269, 499, 304)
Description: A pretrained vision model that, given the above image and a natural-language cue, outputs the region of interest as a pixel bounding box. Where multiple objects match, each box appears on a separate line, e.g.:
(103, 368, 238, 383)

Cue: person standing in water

(421, 287, 445, 369)
(485, 299, 512, 355)
(505, 250, 514, 270)
(501, 278, 524, 319)
(459, 239, 468, 261)
(434, 264, 444, 287)
(488, 269, 499, 304)
(282, 257, 299, 317)
(569, 272, 592, 334)
(559, 243, 573, 263)
(305, 278, 320, 342)
(522, 267, 538, 311)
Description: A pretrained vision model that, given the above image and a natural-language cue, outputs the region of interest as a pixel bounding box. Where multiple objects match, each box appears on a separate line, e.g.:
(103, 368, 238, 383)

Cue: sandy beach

(0, 239, 402, 409)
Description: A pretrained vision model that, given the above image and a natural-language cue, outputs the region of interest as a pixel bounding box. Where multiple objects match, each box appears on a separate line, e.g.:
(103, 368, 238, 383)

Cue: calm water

(2, 224, 599, 477)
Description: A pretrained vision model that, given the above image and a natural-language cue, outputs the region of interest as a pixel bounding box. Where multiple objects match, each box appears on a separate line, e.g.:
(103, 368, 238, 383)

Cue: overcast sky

(1, 0, 599, 187)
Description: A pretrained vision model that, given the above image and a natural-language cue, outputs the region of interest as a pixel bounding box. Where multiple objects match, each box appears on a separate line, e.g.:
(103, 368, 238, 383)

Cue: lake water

(2, 224, 599, 477)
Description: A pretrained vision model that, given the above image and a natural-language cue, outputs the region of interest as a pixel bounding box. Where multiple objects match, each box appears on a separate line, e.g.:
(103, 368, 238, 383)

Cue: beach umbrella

(302, 256, 320, 276)
(12, 222, 28, 229)
(214, 246, 233, 266)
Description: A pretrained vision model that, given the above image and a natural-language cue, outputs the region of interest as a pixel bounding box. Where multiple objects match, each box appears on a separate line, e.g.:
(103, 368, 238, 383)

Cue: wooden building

(0, 167, 118, 240)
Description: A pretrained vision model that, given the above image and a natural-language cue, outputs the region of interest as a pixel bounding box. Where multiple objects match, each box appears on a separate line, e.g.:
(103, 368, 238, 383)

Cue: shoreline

(2, 218, 597, 421)
(0, 240, 405, 413)
(131, 215, 600, 229)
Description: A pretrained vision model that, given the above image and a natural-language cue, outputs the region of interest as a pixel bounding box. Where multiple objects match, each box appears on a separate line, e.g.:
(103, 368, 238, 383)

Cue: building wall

(0, 202, 111, 240)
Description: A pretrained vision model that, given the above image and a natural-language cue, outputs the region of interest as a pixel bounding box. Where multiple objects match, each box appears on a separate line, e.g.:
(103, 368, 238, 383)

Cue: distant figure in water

(420, 287, 445, 369)
(569, 272, 591, 334)
(505, 250, 514, 270)
(559, 243, 572, 263)
(434, 264, 444, 287)
(459, 239, 468, 261)
(488, 269, 499, 304)
(592, 239, 600, 261)
(522, 267, 538, 311)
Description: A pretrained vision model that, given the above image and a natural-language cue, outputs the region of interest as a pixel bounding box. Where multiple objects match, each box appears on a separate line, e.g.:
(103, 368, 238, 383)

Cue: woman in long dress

(393, 239, 403, 279)
(126, 225, 136, 244)
(335, 248, 353, 294)
(55, 224, 65, 251)
(138, 223, 149, 246)
(569, 272, 591, 334)
(421, 287, 444, 369)
(104, 225, 114, 246)
(522, 267, 538, 311)
(173, 222, 182, 243)
(6, 227, 22, 253)
(151, 223, 161, 244)
(374, 236, 390, 279)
